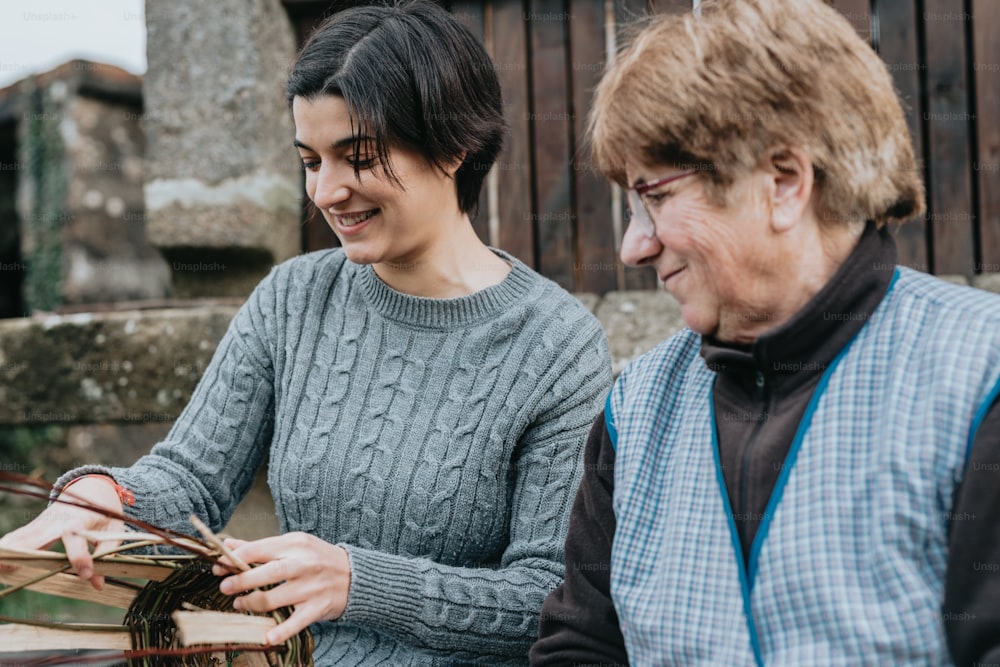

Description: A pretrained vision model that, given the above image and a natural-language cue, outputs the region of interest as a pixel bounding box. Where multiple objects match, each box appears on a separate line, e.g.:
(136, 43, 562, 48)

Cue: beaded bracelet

(60, 473, 135, 507)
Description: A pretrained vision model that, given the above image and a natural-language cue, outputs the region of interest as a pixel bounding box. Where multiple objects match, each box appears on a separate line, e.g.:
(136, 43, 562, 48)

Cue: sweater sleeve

(337, 314, 613, 662)
(944, 394, 1000, 666)
(529, 412, 628, 667)
(52, 270, 279, 538)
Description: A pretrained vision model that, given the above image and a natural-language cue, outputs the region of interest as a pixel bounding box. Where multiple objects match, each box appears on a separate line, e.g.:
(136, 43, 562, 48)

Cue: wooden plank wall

(285, 0, 1000, 291)
(971, 0, 1000, 272)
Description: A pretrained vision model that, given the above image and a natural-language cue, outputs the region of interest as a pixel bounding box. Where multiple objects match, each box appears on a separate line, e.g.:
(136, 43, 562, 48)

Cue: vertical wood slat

(286, 9, 341, 253)
(528, 0, 575, 289)
(492, 0, 536, 265)
(648, 0, 689, 14)
(923, 0, 976, 275)
(570, 0, 618, 293)
(876, 0, 928, 272)
(449, 0, 491, 244)
(614, 0, 658, 290)
(972, 0, 1000, 270)
(614, 0, 649, 27)
(288, 0, 999, 286)
(826, 0, 873, 44)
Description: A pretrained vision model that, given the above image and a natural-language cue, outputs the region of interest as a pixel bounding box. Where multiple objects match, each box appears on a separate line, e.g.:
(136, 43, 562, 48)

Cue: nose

(310, 163, 353, 211)
(619, 219, 663, 267)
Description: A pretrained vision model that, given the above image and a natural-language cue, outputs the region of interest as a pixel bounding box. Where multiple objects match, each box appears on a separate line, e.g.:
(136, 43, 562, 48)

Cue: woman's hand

(211, 532, 352, 645)
(0, 476, 124, 590)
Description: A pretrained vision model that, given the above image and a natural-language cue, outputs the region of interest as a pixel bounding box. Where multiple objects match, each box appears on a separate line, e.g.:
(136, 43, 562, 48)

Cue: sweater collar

(355, 248, 536, 329)
(701, 221, 898, 390)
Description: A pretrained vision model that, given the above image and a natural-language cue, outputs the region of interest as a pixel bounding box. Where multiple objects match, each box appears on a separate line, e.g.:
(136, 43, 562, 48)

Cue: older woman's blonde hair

(590, 0, 925, 228)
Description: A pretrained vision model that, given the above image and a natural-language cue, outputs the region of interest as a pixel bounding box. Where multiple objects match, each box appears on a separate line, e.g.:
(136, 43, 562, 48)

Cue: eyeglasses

(625, 170, 698, 237)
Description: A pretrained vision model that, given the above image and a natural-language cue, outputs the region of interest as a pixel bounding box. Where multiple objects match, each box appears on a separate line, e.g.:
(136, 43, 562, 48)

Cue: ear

(442, 151, 467, 178)
(765, 146, 814, 233)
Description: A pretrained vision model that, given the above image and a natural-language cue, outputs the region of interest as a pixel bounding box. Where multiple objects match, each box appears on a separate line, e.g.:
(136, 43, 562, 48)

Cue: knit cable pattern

(66, 248, 611, 665)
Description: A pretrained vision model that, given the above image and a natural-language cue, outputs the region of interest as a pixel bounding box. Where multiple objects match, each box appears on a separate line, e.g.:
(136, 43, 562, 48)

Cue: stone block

(65, 422, 173, 467)
(595, 290, 685, 375)
(0, 305, 239, 424)
(143, 0, 301, 289)
(973, 273, 1000, 295)
(11, 62, 171, 311)
(937, 274, 969, 286)
(573, 292, 600, 314)
(60, 94, 171, 304)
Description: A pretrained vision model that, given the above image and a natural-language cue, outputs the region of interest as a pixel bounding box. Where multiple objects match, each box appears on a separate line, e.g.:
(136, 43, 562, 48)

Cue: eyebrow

(293, 136, 375, 151)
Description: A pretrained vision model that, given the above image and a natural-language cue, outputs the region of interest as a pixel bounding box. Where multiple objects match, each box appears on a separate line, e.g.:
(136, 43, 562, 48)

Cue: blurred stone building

(0, 59, 170, 317)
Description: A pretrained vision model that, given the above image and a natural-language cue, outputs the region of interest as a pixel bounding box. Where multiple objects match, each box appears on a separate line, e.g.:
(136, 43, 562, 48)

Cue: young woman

(1, 3, 612, 664)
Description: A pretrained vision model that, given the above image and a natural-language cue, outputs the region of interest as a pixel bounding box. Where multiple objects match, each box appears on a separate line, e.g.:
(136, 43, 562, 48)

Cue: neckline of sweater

(355, 248, 538, 329)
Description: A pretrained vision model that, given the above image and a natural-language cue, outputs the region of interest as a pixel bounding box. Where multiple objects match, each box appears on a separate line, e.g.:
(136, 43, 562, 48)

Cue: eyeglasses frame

(625, 169, 699, 237)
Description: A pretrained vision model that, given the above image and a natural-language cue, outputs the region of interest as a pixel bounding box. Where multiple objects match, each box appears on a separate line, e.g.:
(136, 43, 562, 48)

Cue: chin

(339, 244, 382, 266)
(680, 305, 717, 337)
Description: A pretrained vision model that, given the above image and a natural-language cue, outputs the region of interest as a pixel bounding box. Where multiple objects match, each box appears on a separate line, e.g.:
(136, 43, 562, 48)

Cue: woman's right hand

(0, 476, 124, 590)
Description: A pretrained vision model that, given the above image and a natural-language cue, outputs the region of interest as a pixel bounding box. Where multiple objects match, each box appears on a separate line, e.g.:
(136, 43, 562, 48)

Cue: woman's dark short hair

(287, 1, 505, 215)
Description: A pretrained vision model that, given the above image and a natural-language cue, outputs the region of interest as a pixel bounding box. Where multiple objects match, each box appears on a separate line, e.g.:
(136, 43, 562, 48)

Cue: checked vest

(606, 268, 1000, 666)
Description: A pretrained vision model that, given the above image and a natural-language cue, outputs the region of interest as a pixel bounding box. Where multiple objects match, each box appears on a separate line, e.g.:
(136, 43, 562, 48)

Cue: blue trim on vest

(605, 392, 618, 452)
(710, 388, 765, 667)
(887, 266, 901, 293)
(967, 375, 1000, 465)
(745, 332, 858, 590)
(705, 266, 902, 666)
(745, 267, 899, 589)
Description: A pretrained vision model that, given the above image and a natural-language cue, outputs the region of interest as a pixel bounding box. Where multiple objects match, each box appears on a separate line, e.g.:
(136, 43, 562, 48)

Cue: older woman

(531, 0, 1000, 665)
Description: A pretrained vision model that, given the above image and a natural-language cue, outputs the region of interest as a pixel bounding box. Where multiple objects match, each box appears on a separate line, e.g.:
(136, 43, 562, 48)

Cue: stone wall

(143, 0, 302, 298)
(60, 89, 170, 304)
(4, 62, 171, 313)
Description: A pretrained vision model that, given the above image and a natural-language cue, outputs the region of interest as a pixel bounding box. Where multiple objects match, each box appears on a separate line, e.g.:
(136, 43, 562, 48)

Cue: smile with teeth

(338, 209, 378, 226)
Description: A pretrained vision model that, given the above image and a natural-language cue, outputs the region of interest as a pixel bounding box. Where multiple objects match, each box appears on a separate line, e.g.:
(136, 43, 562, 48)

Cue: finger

(0, 522, 60, 552)
(265, 605, 318, 646)
(62, 532, 95, 581)
(89, 539, 122, 591)
(0, 524, 61, 573)
(211, 561, 240, 576)
(231, 582, 299, 615)
(220, 560, 293, 596)
(213, 538, 249, 574)
(227, 534, 302, 566)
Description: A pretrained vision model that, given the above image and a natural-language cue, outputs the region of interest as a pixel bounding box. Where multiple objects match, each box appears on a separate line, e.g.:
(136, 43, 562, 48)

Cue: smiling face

(292, 95, 465, 269)
(620, 162, 784, 342)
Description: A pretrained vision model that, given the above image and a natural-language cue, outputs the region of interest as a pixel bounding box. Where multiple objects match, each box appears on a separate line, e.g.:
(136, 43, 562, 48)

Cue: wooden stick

(0, 547, 175, 582)
(0, 566, 137, 608)
(0, 622, 132, 650)
(172, 610, 277, 646)
(189, 515, 250, 572)
(74, 530, 212, 553)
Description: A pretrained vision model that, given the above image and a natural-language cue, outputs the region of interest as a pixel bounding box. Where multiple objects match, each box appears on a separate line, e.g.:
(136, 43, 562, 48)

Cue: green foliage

(0, 424, 66, 536)
(21, 82, 67, 313)
(0, 423, 65, 474)
(0, 588, 122, 626)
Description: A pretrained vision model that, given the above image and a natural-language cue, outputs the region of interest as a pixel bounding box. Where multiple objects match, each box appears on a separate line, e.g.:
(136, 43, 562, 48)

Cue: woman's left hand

(211, 532, 351, 645)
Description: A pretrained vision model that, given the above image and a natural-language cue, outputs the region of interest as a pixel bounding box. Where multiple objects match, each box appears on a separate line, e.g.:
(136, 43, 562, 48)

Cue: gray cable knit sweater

(57, 248, 612, 666)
